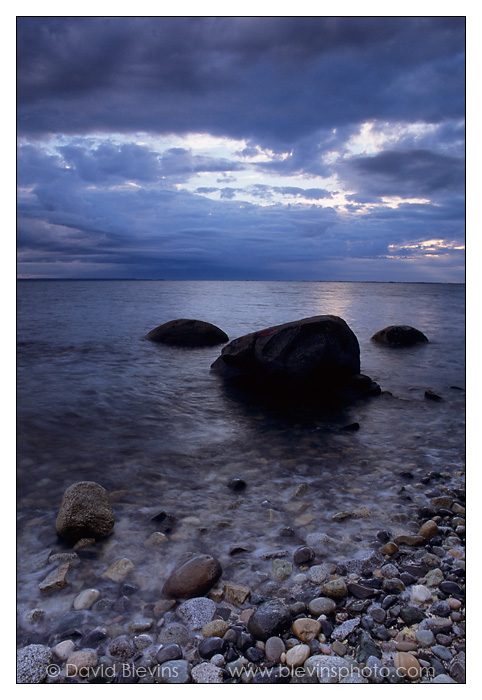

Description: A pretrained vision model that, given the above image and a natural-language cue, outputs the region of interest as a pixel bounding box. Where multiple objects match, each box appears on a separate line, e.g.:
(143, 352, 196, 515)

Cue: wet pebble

(320, 578, 348, 599)
(103, 558, 134, 583)
(285, 643, 310, 666)
(156, 643, 183, 664)
(158, 623, 190, 647)
(308, 597, 336, 616)
(53, 639, 76, 660)
(304, 654, 358, 684)
(439, 581, 463, 597)
(430, 600, 452, 617)
(17, 644, 53, 684)
(416, 629, 435, 647)
(432, 645, 453, 662)
(177, 597, 216, 630)
(198, 636, 228, 659)
(158, 659, 191, 684)
(245, 646, 265, 663)
(331, 617, 359, 641)
(393, 651, 421, 681)
(265, 636, 285, 662)
(292, 618, 321, 642)
(247, 600, 292, 641)
(108, 636, 135, 661)
(191, 661, 224, 683)
(293, 545, 315, 565)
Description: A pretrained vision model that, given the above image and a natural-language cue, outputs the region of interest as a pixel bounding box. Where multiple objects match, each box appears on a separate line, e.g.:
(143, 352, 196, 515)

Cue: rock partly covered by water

(56, 481, 115, 543)
(211, 315, 379, 399)
(162, 554, 222, 599)
(371, 325, 429, 347)
(146, 319, 228, 346)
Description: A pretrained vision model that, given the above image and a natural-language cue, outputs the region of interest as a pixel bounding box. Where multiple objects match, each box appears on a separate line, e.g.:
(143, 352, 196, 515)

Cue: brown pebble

(153, 599, 176, 616)
(430, 496, 454, 509)
(394, 652, 421, 681)
(380, 542, 399, 556)
(66, 650, 98, 676)
(292, 618, 322, 642)
(239, 609, 255, 624)
(393, 535, 426, 547)
(38, 563, 70, 593)
(419, 520, 439, 539)
(224, 583, 250, 606)
(331, 640, 347, 656)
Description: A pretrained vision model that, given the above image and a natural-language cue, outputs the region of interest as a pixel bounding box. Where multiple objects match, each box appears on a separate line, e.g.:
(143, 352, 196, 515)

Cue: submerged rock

(146, 319, 228, 346)
(56, 481, 115, 543)
(162, 554, 222, 599)
(371, 325, 429, 347)
(211, 315, 379, 401)
(38, 563, 70, 593)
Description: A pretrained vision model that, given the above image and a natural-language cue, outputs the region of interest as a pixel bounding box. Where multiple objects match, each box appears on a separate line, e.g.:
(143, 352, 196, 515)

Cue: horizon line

(16, 277, 465, 284)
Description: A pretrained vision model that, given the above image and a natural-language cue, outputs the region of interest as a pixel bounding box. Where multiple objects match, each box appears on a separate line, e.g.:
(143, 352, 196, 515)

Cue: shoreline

(17, 467, 465, 684)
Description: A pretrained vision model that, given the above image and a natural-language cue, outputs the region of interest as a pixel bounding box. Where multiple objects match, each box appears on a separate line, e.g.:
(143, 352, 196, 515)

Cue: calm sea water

(16, 281, 465, 624)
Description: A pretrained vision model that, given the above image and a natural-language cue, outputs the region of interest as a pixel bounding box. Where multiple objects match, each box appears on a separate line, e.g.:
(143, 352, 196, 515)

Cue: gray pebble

(416, 629, 435, 647)
(191, 662, 223, 683)
(304, 655, 358, 684)
(308, 597, 336, 616)
(17, 645, 52, 684)
(431, 673, 457, 683)
(133, 634, 155, 651)
(332, 617, 360, 641)
(308, 565, 330, 584)
(432, 645, 453, 662)
(380, 563, 399, 579)
(177, 597, 216, 630)
(369, 607, 387, 624)
(158, 623, 190, 646)
(157, 659, 191, 684)
(363, 655, 385, 683)
(265, 636, 285, 663)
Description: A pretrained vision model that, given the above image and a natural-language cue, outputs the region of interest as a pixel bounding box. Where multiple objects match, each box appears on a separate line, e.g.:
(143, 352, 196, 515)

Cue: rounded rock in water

(56, 481, 115, 543)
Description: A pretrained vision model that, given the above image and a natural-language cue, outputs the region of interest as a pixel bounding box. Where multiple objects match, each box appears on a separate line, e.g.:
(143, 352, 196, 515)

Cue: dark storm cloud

(17, 17, 465, 145)
(17, 17, 465, 281)
(342, 149, 465, 198)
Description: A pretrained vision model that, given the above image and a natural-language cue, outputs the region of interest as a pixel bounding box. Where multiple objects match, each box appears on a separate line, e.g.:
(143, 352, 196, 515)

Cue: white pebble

(410, 584, 432, 604)
(53, 639, 76, 660)
(73, 588, 100, 610)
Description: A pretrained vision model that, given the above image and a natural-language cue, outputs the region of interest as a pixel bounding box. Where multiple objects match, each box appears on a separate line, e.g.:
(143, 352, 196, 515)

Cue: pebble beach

(17, 465, 465, 684)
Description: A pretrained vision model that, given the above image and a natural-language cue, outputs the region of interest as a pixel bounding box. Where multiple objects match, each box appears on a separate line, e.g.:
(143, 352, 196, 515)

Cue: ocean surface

(17, 280, 465, 632)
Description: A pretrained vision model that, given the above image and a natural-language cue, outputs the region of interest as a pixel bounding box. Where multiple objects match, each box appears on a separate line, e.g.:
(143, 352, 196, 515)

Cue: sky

(16, 16, 466, 281)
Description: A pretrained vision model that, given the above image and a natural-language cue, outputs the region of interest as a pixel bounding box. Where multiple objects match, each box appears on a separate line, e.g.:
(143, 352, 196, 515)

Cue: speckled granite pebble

(17, 644, 53, 684)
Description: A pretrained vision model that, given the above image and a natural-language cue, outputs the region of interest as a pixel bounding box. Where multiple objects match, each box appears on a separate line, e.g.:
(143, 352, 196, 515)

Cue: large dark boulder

(162, 554, 222, 599)
(211, 315, 378, 401)
(56, 481, 115, 543)
(371, 325, 429, 347)
(146, 319, 228, 347)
